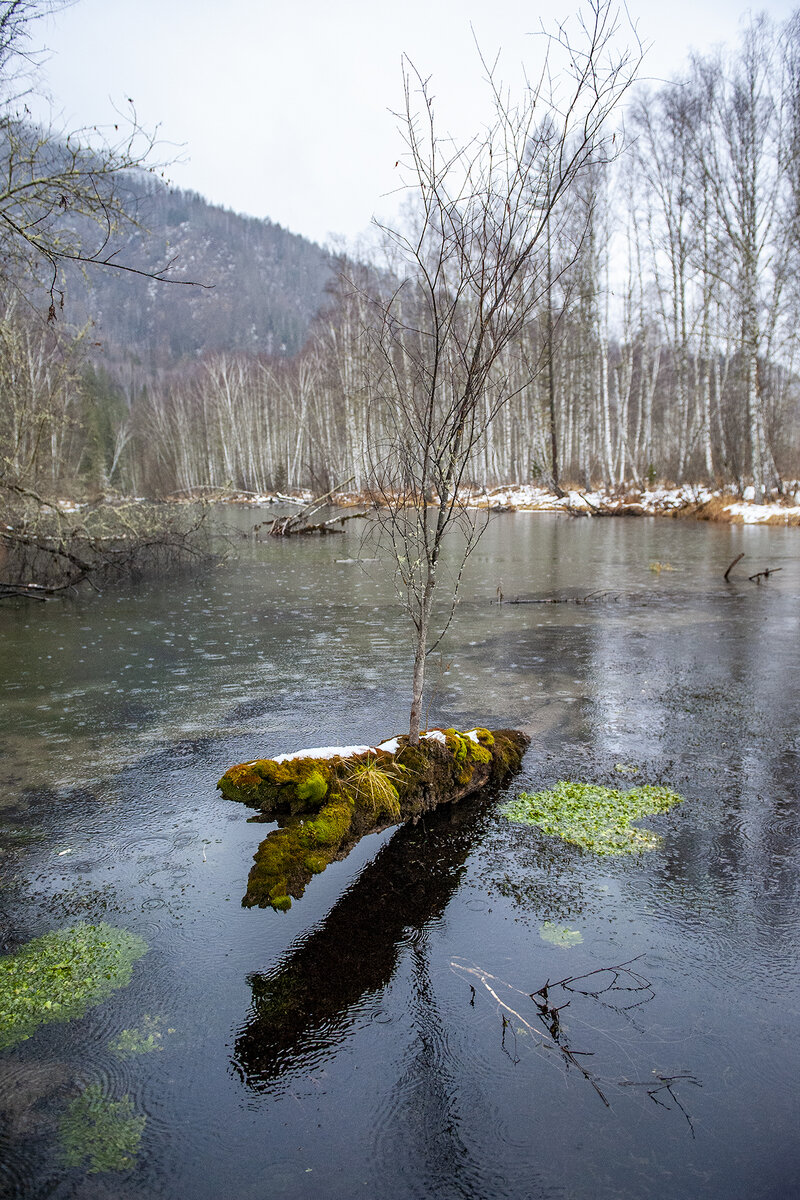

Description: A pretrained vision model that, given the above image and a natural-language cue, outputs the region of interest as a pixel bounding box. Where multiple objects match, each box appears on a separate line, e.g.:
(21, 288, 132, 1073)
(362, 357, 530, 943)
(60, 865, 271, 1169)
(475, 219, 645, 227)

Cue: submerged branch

(454, 955, 701, 1127)
(0, 493, 221, 597)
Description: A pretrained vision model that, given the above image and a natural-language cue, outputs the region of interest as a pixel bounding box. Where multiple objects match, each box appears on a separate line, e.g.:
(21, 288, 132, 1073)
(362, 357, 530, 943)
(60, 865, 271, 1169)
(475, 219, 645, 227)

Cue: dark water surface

(1, 512, 798, 1199)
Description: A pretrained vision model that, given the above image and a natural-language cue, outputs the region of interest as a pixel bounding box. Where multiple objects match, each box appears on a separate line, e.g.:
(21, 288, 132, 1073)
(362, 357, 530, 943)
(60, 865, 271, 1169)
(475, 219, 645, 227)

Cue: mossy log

(218, 726, 529, 910)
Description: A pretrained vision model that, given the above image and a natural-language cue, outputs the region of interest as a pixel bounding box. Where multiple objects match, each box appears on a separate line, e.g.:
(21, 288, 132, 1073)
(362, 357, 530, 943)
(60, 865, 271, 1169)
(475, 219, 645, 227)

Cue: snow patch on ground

(460, 481, 800, 522)
(724, 502, 800, 524)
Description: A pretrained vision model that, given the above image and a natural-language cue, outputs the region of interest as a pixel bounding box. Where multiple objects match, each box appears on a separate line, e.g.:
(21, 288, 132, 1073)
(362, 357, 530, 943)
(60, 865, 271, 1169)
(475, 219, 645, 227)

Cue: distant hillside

(61, 174, 334, 364)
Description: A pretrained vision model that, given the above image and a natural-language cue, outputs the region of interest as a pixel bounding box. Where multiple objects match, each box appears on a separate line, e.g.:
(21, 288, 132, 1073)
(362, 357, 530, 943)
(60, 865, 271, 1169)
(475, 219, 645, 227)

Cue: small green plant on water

(0, 923, 148, 1050)
(539, 922, 583, 948)
(60, 1084, 145, 1174)
(502, 781, 685, 855)
(343, 758, 402, 820)
(109, 1014, 173, 1059)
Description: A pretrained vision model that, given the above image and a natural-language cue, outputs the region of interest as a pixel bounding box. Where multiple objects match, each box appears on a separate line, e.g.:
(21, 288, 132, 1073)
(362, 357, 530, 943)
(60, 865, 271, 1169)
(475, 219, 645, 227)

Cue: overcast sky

(31, 0, 800, 248)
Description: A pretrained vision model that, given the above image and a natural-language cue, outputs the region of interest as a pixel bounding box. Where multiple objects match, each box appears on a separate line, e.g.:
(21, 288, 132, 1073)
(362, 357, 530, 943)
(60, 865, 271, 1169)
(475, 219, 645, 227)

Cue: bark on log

(218, 727, 529, 910)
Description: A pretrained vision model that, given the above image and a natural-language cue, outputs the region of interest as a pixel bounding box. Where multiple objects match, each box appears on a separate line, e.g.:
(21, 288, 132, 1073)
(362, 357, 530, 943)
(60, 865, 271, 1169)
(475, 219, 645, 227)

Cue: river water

(0, 511, 798, 1199)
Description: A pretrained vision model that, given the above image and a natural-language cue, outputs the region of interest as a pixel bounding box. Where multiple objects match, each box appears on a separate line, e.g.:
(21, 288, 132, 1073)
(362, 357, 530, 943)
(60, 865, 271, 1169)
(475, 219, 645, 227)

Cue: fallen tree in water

(218, 726, 529, 910)
(0, 490, 218, 598)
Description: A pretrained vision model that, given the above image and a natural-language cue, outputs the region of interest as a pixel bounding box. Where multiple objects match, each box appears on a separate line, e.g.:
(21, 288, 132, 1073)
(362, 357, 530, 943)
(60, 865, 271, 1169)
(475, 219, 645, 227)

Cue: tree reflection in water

(233, 791, 492, 1089)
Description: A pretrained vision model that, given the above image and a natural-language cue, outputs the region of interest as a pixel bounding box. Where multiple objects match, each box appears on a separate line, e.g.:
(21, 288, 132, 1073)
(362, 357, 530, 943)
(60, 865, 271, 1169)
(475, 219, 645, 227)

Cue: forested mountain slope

(62, 175, 333, 364)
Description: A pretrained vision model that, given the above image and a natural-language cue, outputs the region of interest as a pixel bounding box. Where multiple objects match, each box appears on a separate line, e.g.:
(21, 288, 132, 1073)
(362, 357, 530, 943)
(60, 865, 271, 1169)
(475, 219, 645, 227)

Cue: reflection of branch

(452, 956, 700, 1124)
(621, 1072, 702, 1138)
(235, 797, 492, 1091)
(536, 955, 655, 1010)
(451, 962, 552, 1043)
(452, 958, 610, 1103)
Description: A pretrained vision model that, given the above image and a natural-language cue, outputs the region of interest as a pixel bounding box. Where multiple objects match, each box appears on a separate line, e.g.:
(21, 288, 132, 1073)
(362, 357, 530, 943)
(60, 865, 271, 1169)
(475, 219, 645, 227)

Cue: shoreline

(48, 483, 800, 527)
(213, 482, 800, 527)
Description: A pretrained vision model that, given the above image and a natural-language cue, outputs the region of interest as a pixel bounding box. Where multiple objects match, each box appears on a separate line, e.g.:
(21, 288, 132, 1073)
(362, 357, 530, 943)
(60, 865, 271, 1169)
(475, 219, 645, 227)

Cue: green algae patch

(109, 1014, 172, 1059)
(503, 782, 685, 855)
(60, 1084, 145, 1174)
(224, 727, 529, 911)
(0, 923, 148, 1051)
(539, 922, 584, 948)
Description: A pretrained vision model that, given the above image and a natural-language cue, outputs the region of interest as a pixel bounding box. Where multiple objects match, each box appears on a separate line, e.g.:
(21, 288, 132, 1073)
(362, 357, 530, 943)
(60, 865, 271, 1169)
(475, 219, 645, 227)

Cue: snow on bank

(193, 481, 800, 524)
(464, 482, 800, 524)
(722, 501, 800, 524)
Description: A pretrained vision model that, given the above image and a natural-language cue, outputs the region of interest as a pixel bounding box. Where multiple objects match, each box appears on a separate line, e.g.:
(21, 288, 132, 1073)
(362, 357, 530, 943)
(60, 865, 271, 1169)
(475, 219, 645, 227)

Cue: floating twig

(509, 590, 621, 605)
(621, 1072, 702, 1138)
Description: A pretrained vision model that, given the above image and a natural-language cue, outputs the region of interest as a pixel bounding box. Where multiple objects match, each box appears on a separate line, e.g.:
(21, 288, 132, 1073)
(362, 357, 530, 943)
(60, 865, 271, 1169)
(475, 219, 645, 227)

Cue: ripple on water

(75, 1049, 140, 1111)
(0, 1058, 72, 1199)
(368, 1002, 551, 1200)
(0, 1155, 31, 1200)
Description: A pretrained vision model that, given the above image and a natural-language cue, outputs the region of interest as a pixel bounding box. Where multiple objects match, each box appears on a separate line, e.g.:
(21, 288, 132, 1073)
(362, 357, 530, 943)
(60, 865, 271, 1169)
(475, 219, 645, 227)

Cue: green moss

(232, 727, 530, 910)
(502, 781, 684, 855)
(395, 743, 429, 776)
(489, 729, 529, 779)
(60, 1084, 145, 1173)
(218, 756, 331, 813)
(245, 793, 357, 910)
(303, 794, 355, 847)
(0, 923, 148, 1051)
(295, 769, 328, 804)
(303, 853, 327, 874)
(445, 729, 469, 763)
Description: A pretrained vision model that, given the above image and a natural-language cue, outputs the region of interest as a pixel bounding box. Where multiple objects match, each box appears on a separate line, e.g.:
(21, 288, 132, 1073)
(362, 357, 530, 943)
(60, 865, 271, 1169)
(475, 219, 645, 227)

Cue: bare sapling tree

(363, 1, 641, 743)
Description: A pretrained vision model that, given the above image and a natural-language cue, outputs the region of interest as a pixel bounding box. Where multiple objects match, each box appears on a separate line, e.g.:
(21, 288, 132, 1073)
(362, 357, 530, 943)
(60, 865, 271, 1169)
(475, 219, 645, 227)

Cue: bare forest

(3, 10, 800, 510)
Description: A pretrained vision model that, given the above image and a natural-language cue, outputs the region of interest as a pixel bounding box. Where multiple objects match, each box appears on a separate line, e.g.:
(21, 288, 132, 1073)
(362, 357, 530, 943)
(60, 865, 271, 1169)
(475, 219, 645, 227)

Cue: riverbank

(471, 483, 800, 525)
(212, 482, 800, 526)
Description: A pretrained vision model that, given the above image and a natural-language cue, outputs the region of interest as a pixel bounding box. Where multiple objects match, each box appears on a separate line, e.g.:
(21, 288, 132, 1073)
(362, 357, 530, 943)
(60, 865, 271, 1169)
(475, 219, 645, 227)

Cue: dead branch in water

(0, 496, 218, 598)
(724, 552, 745, 580)
(748, 566, 782, 583)
(452, 956, 700, 1127)
(508, 591, 622, 605)
(251, 477, 378, 537)
(262, 507, 373, 538)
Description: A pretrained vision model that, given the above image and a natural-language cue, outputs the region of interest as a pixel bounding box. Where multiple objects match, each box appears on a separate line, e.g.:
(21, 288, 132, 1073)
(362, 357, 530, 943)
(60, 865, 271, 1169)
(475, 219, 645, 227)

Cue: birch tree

(690, 20, 788, 498)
